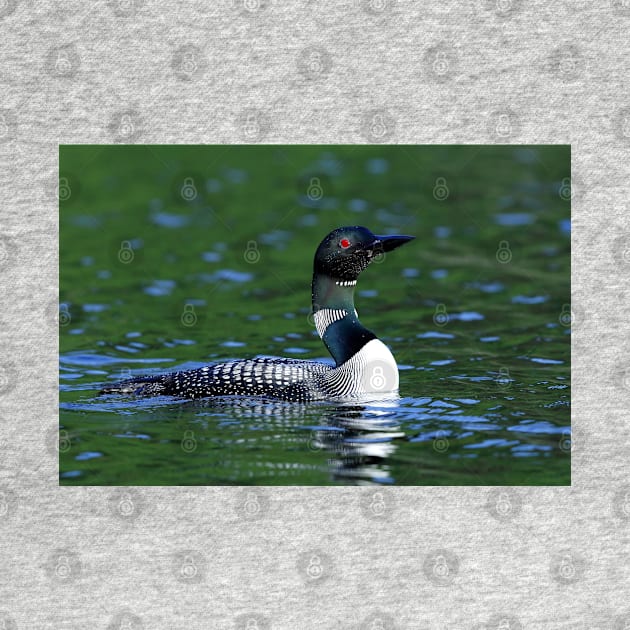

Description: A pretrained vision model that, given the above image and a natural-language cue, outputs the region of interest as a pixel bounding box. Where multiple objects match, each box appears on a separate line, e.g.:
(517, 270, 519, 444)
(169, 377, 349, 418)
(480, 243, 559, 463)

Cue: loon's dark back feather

(101, 357, 332, 402)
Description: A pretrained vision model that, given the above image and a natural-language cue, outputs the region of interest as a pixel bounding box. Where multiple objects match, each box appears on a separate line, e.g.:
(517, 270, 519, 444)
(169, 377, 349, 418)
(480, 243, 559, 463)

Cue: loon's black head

(313, 226, 414, 281)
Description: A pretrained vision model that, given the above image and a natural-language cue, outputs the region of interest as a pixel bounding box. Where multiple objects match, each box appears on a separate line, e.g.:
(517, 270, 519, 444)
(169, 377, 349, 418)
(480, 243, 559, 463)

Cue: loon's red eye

(340, 238, 351, 249)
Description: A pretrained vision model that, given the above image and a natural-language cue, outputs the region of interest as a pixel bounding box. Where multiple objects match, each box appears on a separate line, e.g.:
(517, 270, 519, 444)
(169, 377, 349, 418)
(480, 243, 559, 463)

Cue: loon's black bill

(375, 234, 415, 252)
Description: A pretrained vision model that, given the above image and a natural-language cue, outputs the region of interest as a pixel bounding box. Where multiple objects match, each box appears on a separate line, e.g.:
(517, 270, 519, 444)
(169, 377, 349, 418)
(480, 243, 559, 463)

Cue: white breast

(323, 338, 399, 397)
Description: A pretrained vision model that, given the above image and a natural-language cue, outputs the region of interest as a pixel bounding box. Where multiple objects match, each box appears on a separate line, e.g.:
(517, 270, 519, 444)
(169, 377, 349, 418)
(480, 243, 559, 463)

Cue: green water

(59, 145, 571, 486)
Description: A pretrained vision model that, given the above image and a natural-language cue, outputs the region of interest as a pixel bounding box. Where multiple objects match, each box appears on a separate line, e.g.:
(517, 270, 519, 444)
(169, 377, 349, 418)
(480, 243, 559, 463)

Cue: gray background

(0, 0, 628, 628)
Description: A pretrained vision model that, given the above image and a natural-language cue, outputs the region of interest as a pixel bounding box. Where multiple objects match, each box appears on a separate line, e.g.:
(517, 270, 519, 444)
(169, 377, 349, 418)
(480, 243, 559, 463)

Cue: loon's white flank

(323, 339, 399, 397)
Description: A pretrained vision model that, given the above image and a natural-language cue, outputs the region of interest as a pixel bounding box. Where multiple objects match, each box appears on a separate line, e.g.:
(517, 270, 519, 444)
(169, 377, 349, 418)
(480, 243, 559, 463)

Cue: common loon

(100, 226, 414, 402)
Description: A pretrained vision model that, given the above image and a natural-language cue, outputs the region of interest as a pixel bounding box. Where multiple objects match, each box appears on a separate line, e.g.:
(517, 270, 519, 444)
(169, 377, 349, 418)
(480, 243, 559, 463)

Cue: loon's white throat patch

(313, 308, 347, 338)
(335, 280, 357, 287)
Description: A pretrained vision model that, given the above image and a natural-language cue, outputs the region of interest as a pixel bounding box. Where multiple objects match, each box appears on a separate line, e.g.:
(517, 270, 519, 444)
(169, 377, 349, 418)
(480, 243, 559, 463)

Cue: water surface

(59, 145, 571, 485)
